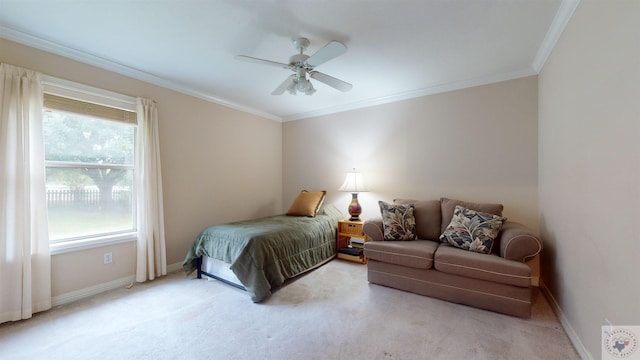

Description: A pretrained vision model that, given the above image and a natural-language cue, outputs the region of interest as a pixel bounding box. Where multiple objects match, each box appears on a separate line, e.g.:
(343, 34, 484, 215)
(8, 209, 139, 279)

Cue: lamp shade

(338, 169, 367, 193)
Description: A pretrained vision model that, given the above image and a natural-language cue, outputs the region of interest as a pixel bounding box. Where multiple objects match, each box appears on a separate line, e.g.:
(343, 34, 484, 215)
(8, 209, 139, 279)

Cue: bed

(182, 202, 343, 302)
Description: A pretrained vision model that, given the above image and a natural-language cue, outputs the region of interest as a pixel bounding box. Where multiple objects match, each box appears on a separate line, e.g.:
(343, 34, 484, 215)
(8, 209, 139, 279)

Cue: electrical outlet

(103, 252, 112, 264)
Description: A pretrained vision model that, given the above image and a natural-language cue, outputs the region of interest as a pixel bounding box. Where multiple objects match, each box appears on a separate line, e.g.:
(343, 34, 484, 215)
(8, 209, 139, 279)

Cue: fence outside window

(46, 187, 132, 209)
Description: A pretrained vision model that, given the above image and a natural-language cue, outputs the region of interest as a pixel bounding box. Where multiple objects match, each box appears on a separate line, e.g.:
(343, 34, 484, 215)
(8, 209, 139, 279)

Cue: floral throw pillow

(379, 201, 417, 241)
(439, 205, 507, 254)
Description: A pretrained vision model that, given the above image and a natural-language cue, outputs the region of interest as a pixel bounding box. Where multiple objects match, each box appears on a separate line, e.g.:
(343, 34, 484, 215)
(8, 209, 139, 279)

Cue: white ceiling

(0, 0, 579, 121)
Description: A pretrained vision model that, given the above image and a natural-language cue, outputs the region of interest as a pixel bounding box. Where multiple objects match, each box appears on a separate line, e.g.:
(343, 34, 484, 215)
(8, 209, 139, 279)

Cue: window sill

(50, 232, 137, 255)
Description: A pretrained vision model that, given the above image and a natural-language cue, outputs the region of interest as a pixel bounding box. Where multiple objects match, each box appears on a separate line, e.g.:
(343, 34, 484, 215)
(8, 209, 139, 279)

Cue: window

(42, 79, 138, 253)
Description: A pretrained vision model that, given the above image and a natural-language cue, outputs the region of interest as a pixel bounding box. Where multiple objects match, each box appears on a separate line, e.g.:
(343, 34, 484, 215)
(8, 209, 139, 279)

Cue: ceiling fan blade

(272, 75, 296, 95)
(309, 71, 352, 92)
(306, 41, 347, 67)
(235, 55, 290, 69)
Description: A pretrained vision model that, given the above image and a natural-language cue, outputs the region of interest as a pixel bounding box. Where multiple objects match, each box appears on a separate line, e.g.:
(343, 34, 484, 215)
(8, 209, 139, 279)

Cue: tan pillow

(287, 190, 327, 217)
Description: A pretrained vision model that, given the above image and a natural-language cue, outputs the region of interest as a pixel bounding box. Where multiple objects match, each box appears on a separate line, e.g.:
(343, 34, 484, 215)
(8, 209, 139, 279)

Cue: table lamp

(338, 168, 367, 221)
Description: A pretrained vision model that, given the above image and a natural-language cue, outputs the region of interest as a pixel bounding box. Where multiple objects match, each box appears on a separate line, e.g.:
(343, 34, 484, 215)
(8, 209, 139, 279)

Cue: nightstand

(337, 219, 367, 264)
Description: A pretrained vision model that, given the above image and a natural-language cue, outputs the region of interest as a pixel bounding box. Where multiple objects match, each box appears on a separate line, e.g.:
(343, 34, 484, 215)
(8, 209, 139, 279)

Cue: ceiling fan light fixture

(236, 37, 351, 96)
(296, 76, 314, 94)
(286, 81, 297, 95)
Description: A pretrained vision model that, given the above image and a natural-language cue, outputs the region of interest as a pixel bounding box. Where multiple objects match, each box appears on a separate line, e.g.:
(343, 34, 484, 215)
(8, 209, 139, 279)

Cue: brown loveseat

(362, 198, 542, 318)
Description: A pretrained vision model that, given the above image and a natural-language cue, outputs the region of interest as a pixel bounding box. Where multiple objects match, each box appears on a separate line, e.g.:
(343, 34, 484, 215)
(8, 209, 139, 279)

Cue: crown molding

(0, 26, 282, 122)
(532, 0, 581, 73)
(2, 0, 579, 125)
(283, 68, 537, 121)
(285, 0, 580, 122)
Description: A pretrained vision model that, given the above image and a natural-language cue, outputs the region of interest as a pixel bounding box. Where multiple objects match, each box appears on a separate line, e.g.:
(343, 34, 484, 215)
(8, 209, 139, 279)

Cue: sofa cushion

(440, 206, 506, 254)
(364, 240, 438, 269)
(393, 199, 442, 241)
(440, 197, 504, 235)
(379, 201, 417, 241)
(434, 244, 532, 287)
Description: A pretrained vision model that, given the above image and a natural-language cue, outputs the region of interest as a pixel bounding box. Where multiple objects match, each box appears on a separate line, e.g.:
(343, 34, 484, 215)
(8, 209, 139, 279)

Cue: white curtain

(0, 63, 51, 323)
(135, 98, 166, 282)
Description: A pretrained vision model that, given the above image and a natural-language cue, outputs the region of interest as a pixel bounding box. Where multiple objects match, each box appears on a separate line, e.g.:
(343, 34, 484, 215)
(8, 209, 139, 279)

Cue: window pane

(43, 111, 134, 165)
(43, 109, 136, 242)
(46, 168, 134, 241)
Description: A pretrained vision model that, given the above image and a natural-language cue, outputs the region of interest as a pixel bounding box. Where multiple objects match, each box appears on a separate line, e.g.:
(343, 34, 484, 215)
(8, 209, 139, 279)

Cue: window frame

(43, 76, 139, 255)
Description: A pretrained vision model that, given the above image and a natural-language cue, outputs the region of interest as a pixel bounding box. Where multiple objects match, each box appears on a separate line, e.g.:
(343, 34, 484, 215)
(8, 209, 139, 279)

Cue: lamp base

(347, 193, 362, 222)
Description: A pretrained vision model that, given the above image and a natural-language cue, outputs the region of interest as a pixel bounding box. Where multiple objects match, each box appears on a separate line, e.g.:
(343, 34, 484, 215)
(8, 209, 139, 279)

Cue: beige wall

(0, 38, 283, 297)
(538, 1, 640, 358)
(284, 76, 539, 231)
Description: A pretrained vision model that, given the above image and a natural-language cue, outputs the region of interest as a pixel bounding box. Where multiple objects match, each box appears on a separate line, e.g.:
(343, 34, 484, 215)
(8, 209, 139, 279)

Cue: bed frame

(196, 256, 246, 291)
(195, 254, 337, 294)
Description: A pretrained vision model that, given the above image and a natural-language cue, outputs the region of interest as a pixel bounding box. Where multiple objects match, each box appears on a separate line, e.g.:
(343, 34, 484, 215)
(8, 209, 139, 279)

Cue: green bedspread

(182, 203, 343, 302)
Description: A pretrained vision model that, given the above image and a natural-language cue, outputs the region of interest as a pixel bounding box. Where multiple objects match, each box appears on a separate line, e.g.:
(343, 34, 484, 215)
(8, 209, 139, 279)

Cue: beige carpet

(0, 260, 579, 360)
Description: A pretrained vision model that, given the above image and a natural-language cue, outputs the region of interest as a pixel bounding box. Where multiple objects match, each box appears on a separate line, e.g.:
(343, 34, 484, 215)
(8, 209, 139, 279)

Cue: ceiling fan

(235, 37, 352, 96)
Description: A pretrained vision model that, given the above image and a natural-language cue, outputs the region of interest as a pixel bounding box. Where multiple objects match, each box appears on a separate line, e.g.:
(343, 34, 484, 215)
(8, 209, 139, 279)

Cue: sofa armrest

(363, 218, 384, 241)
(498, 221, 543, 262)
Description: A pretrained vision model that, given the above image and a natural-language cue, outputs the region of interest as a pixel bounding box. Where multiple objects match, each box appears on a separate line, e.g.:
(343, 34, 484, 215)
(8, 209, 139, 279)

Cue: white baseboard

(52, 275, 135, 307)
(52, 262, 185, 307)
(540, 280, 591, 360)
(167, 261, 183, 273)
